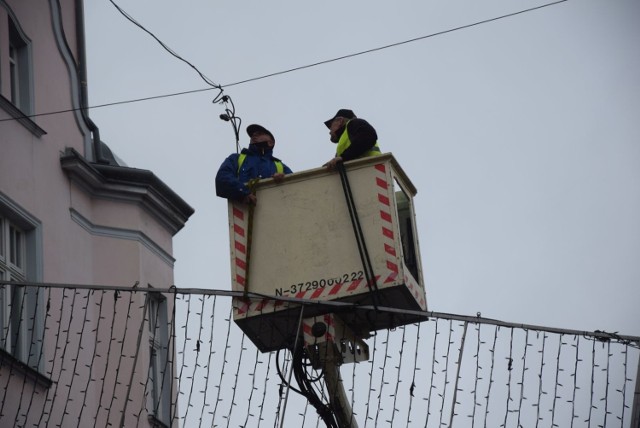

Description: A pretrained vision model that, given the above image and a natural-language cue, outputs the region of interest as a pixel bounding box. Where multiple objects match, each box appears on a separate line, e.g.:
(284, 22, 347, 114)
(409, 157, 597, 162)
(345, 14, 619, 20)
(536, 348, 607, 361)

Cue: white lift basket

(227, 153, 427, 352)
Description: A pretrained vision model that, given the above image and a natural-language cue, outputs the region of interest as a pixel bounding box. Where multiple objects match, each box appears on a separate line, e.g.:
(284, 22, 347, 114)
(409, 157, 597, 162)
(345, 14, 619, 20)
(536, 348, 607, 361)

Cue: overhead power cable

(106, 0, 242, 148)
(222, 0, 568, 88)
(107, 0, 220, 90)
(0, 0, 568, 124)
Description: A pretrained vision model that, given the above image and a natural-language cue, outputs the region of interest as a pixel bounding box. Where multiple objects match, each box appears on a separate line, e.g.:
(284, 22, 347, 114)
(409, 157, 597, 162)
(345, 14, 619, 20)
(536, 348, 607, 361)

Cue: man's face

(329, 117, 345, 143)
(250, 132, 274, 148)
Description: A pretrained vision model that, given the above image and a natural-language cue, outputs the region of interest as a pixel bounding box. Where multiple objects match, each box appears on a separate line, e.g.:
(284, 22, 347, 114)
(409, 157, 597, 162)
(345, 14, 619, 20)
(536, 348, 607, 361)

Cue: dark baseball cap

(324, 109, 356, 128)
(246, 124, 275, 143)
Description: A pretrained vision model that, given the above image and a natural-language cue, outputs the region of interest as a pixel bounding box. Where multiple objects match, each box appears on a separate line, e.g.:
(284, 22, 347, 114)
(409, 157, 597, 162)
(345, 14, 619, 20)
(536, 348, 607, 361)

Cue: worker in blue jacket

(216, 124, 293, 205)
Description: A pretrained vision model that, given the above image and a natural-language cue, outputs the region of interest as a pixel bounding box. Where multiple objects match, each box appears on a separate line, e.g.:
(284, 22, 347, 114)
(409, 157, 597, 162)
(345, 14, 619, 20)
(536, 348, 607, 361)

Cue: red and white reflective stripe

(290, 274, 381, 303)
(404, 270, 426, 310)
(232, 204, 250, 315)
(375, 163, 399, 284)
(302, 314, 336, 346)
(236, 298, 284, 317)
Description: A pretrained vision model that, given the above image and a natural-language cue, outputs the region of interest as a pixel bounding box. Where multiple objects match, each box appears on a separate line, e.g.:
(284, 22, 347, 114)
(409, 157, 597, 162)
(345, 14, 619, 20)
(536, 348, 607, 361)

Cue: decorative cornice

(60, 148, 194, 235)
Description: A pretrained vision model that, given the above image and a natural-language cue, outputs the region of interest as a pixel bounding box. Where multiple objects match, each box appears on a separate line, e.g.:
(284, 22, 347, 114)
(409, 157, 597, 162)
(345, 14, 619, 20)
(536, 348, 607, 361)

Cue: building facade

(0, 1, 193, 426)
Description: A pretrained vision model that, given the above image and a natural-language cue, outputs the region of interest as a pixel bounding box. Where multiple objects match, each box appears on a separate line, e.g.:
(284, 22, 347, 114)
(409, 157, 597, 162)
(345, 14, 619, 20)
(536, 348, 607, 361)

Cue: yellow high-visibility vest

(335, 120, 381, 158)
(237, 153, 284, 175)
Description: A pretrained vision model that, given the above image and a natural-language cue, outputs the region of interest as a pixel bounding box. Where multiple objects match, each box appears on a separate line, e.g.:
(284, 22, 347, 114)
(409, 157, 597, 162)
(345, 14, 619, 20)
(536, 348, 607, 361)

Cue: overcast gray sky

(83, 0, 639, 337)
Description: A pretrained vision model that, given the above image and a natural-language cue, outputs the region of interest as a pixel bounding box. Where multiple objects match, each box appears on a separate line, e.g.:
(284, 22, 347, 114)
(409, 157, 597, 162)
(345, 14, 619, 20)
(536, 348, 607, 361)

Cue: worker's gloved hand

(272, 173, 286, 183)
(323, 156, 343, 170)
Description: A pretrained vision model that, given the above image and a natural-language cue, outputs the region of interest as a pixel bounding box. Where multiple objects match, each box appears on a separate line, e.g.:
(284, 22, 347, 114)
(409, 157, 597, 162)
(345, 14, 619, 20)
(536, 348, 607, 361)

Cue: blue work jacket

(215, 144, 292, 201)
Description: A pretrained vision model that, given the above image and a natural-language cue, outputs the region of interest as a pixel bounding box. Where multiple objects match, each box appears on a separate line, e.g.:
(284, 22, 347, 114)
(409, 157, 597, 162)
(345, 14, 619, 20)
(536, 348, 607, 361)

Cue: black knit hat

(324, 109, 356, 128)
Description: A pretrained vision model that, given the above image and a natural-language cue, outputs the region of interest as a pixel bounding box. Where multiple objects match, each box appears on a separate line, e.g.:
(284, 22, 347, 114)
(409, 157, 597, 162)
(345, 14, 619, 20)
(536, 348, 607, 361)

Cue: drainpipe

(74, 0, 107, 164)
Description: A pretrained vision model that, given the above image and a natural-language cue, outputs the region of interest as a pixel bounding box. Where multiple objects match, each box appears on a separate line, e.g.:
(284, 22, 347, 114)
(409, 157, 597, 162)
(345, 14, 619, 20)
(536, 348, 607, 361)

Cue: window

(7, 15, 32, 114)
(148, 292, 171, 426)
(393, 180, 420, 282)
(9, 44, 18, 103)
(0, 198, 43, 371)
(0, 6, 44, 136)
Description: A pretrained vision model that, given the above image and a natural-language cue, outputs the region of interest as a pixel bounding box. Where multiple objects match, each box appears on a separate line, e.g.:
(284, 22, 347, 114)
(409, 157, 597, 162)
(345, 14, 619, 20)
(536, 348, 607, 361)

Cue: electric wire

(516, 329, 530, 428)
(471, 323, 482, 424)
(503, 327, 515, 427)
(210, 304, 234, 422)
(225, 332, 247, 428)
(437, 320, 455, 428)
(198, 295, 218, 424)
(551, 333, 564, 426)
(14, 287, 42, 425)
(106, 289, 137, 425)
(77, 290, 106, 424)
(349, 334, 358, 427)
(22, 287, 51, 424)
(48, 287, 82, 427)
(36, 287, 69, 426)
(364, 331, 378, 427)
(6, 285, 30, 425)
(107, 0, 220, 90)
(424, 319, 439, 428)
(603, 340, 612, 427)
(120, 294, 149, 428)
(449, 322, 468, 427)
(570, 335, 580, 428)
(482, 326, 499, 428)
(535, 332, 548, 428)
(241, 346, 262, 427)
(221, 0, 569, 89)
(256, 350, 274, 427)
(275, 340, 342, 428)
(182, 294, 205, 423)
(587, 336, 596, 427)
(621, 344, 631, 427)
(134, 292, 159, 426)
(167, 291, 178, 424)
(171, 293, 193, 426)
(0, 0, 569, 125)
(107, 0, 241, 148)
(59, 289, 94, 428)
(405, 323, 421, 427)
(375, 329, 392, 426)
(390, 325, 407, 426)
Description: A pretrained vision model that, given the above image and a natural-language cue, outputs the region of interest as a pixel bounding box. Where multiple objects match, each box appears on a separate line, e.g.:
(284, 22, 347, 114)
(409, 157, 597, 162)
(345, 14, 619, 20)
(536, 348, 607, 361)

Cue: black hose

(336, 162, 380, 311)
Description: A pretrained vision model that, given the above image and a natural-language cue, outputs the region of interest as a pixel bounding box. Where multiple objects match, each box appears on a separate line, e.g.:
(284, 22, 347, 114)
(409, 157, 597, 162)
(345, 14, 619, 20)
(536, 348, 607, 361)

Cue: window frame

(5, 11, 33, 115)
(392, 177, 422, 285)
(147, 291, 171, 427)
(0, 2, 43, 137)
(0, 193, 43, 372)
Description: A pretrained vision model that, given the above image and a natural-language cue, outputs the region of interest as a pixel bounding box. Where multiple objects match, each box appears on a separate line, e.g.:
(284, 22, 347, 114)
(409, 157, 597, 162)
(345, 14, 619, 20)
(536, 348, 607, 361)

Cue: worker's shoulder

(349, 117, 374, 128)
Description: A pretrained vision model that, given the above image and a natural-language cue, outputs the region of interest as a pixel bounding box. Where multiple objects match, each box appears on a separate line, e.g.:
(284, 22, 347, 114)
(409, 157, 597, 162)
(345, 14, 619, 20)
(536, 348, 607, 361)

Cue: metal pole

(322, 345, 359, 428)
(279, 306, 305, 428)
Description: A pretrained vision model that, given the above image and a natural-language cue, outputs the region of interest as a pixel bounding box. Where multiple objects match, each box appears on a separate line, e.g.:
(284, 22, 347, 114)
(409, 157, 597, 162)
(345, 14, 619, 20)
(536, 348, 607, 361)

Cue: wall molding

(70, 208, 175, 268)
